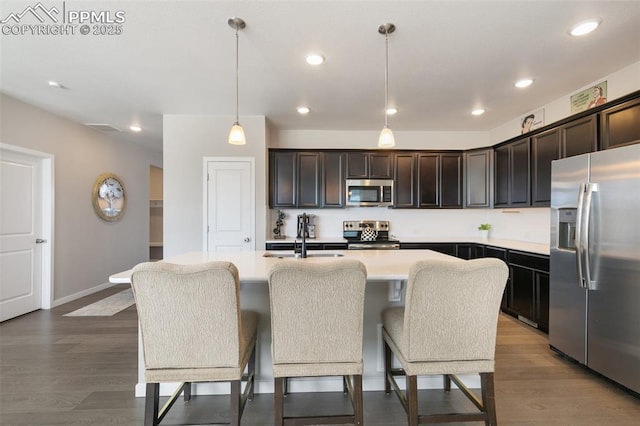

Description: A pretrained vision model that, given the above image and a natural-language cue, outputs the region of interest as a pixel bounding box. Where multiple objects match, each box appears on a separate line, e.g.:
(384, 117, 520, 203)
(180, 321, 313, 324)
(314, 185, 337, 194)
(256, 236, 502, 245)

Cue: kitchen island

(110, 249, 472, 397)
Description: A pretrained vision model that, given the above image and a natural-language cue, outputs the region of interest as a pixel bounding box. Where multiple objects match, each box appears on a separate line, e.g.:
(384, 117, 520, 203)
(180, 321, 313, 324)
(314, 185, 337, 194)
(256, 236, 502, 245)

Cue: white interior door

(205, 158, 254, 252)
(0, 149, 45, 321)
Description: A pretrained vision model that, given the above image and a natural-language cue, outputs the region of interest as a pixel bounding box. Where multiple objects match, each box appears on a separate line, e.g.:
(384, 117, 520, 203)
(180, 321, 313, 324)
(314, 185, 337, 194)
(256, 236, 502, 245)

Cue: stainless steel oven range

(343, 220, 400, 250)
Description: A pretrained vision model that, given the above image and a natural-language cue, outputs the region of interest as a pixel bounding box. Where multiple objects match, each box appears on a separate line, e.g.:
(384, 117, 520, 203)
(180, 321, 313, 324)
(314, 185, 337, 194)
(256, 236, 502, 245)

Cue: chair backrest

(268, 259, 367, 364)
(131, 261, 242, 370)
(403, 258, 508, 362)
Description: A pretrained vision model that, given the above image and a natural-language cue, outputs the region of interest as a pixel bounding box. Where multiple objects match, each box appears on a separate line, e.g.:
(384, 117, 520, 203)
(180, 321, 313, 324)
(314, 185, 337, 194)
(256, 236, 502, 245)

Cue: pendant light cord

(235, 26, 240, 124)
(384, 31, 389, 127)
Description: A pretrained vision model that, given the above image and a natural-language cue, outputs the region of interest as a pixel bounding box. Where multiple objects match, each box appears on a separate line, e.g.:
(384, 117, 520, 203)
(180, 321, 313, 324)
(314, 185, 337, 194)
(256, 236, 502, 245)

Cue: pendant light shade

(378, 23, 396, 148)
(378, 125, 395, 148)
(228, 17, 246, 146)
(228, 122, 246, 145)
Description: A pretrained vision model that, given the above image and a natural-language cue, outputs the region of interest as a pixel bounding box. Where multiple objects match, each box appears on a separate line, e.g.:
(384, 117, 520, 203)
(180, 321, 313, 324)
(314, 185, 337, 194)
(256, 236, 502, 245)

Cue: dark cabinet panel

(399, 242, 457, 256)
(370, 153, 394, 178)
(464, 149, 493, 208)
(441, 154, 462, 208)
(346, 152, 368, 178)
(536, 272, 550, 332)
(600, 98, 640, 150)
(322, 152, 345, 208)
(270, 150, 344, 209)
(270, 151, 296, 207)
(266, 242, 348, 251)
(297, 153, 321, 208)
(416, 153, 462, 209)
(510, 265, 535, 319)
(532, 129, 561, 206)
(346, 152, 393, 179)
(394, 153, 416, 208)
(510, 138, 531, 206)
(562, 114, 597, 157)
(507, 250, 550, 331)
(495, 138, 530, 207)
(456, 244, 484, 260)
(418, 154, 439, 207)
(494, 145, 510, 206)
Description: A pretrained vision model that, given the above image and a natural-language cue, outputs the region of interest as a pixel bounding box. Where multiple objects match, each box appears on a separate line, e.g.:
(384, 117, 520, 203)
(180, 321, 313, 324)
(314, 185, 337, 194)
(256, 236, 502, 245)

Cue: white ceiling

(1, 1, 640, 151)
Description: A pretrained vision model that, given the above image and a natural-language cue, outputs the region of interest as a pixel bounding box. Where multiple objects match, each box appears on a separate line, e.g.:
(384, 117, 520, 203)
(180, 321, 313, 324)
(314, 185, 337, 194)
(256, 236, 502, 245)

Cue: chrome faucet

(299, 213, 308, 258)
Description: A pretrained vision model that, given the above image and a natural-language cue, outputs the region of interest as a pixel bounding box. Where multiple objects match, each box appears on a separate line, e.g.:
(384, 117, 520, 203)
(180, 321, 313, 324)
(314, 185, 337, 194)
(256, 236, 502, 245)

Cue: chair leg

(144, 382, 160, 426)
(481, 372, 497, 426)
(248, 345, 256, 400)
(230, 380, 241, 426)
(384, 339, 392, 395)
(406, 375, 419, 426)
(283, 377, 289, 396)
(183, 382, 191, 401)
(353, 375, 364, 426)
(274, 377, 285, 426)
(443, 374, 451, 392)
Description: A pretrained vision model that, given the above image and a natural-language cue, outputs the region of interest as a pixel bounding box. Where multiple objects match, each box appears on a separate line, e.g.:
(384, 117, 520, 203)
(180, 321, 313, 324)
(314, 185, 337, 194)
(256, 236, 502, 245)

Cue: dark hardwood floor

(1, 284, 639, 425)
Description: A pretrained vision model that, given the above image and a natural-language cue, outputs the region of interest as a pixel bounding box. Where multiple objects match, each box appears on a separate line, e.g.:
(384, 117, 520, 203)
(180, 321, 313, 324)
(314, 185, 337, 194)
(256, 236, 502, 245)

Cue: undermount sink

(263, 252, 344, 259)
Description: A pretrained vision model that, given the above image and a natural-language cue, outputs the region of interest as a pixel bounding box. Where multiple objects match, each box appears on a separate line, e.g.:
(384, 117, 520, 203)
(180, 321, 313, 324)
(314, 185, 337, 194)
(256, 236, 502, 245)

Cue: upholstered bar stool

(131, 261, 258, 426)
(381, 258, 508, 426)
(267, 259, 367, 426)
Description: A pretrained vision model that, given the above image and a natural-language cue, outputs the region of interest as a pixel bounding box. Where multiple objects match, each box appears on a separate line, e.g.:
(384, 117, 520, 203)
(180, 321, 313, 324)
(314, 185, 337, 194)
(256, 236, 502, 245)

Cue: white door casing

(204, 158, 255, 252)
(0, 144, 54, 321)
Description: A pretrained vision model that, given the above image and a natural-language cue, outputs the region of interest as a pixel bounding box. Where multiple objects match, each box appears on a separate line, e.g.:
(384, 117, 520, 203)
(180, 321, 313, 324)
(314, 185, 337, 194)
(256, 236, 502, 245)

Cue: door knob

(244, 237, 251, 243)
(36, 238, 47, 244)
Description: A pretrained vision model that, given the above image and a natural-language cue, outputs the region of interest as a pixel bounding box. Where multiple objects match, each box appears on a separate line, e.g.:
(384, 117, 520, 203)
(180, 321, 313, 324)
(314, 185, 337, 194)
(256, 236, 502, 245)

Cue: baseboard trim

(52, 282, 117, 308)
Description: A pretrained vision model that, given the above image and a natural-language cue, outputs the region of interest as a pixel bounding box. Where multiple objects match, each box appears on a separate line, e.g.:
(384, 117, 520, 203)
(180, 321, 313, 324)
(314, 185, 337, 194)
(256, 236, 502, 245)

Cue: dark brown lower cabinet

(507, 250, 549, 332)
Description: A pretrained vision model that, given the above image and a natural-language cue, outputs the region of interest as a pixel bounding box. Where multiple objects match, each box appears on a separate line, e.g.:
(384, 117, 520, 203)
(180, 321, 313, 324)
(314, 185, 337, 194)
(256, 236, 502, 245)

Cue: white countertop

(109, 249, 461, 284)
(266, 237, 549, 255)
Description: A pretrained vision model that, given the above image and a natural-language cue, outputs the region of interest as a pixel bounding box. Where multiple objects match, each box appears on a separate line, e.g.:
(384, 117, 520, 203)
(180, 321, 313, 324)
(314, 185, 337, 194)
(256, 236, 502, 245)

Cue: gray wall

(163, 114, 268, 257)
(1, 94, 162, 304)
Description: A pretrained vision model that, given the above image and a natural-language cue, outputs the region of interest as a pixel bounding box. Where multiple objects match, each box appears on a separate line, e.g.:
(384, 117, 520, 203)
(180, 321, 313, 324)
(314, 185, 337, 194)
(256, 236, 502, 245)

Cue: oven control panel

(343, 220, 390, 231)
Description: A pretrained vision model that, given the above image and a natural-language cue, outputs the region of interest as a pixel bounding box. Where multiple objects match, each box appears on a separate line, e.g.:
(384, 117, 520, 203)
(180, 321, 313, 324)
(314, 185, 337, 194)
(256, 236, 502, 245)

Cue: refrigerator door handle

(583, 183, 598, 290)
(575, 183, 587, 288)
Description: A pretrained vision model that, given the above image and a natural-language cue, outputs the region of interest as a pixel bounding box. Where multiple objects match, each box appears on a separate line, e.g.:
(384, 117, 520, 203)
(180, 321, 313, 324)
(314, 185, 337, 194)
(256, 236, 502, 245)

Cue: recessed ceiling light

(472, 109, 485, 116)
(129, 125, 142, 132)
(305, 54, 325, 65)
(570, 18, 602, 36)
(297, 106, 310, 114)
(386, 107, 398, 116)
(48, 81, 61, 88)
(515, 79, 533, 88)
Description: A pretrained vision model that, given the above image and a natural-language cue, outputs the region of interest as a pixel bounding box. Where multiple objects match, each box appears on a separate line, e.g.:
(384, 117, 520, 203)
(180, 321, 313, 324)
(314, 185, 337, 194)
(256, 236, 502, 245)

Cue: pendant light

(378, 23, 396, 148)
(228, 17, 246, 145)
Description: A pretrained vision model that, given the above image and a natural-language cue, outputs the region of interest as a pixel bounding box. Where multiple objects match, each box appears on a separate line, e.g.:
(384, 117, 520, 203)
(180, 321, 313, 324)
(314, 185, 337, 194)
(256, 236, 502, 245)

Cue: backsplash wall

(269, 208, 550, 245)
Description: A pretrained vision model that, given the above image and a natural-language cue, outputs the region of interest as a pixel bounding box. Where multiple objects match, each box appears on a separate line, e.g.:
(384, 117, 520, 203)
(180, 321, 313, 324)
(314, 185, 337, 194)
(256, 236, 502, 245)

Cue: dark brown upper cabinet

(464, 148, 493, 208)
(297, 152, 321, 208)
(600, 98, 640, 150)
(562, 114, 597, 157)
(321, 152, 345, 208)
(532, 128, 561, 206)
(417, 152, 462, 209)
(269, 151, 297, 208)
(269, 151, 344, 209)
(393, 153, 416, 208)
(346, 152, 394, 179)
(494, 138, 531, 208)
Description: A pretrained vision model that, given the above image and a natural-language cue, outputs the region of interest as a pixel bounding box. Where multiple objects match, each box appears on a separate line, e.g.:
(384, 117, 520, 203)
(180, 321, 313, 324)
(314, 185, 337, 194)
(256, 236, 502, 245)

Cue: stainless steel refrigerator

(549, 143, 640, 394)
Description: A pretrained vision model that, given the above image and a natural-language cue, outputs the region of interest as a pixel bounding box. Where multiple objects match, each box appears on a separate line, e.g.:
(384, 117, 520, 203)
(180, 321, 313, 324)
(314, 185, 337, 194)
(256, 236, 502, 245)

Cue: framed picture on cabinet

(519, 109, 545, 135)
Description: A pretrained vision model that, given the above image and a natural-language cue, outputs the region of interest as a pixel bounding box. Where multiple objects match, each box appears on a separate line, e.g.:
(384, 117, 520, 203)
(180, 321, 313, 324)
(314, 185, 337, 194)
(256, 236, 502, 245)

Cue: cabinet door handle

(36, 239, 47, 244)
(244, 237, 251, 243)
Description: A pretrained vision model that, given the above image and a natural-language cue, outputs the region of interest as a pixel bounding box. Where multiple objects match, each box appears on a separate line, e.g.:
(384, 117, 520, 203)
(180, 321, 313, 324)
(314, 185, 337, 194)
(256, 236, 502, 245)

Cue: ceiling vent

(84, 123, 121, 132)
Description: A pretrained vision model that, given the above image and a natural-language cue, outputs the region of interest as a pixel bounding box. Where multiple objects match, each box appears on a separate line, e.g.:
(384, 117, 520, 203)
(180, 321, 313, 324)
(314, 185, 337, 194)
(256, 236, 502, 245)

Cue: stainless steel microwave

(346, 179, 394, 207)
